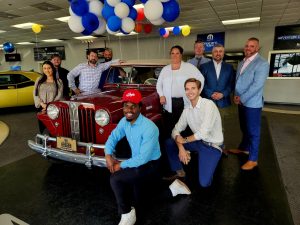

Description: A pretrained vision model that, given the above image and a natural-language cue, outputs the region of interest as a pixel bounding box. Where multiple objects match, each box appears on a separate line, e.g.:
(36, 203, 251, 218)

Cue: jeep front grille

(78, 107, 96, 143)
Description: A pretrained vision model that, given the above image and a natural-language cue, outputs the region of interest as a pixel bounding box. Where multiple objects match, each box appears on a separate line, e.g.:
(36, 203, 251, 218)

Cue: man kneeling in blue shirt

(105, 89, 191, 225)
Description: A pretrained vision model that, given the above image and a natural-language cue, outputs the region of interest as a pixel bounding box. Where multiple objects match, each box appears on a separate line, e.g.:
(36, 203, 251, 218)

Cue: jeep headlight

(47, 104, 59, 120)
(95, 109, 110, 127)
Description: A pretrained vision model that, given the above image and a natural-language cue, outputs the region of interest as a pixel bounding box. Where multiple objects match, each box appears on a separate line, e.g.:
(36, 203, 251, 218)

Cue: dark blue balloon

(120, 28, 129, 35)
(107, 16, 121, 32)
(81, 29, 93, 36)
(71, 0, 89, 17)
(173, 26, 181, 35)
(159, 28, 166, 36)
(121, 0, 135, 7)
(3, 42, 15, 53)
(128, 7, 137, 20)
(82, 13, 99, 32)
(140, 0, 147, 3)
(102, 3, 115, 20)
(162, 0, 180, 22)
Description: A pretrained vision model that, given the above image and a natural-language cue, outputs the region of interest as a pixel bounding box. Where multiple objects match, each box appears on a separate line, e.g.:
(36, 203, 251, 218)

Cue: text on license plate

(57, 137, 77, 152)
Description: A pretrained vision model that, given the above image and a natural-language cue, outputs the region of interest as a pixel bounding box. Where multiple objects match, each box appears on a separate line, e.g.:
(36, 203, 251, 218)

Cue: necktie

(196, 57, 202, 69)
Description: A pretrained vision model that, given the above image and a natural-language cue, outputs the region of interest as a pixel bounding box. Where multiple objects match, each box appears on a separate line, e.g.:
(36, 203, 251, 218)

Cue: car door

(12, 74, 35, 106)
(0, 74, 18, 107)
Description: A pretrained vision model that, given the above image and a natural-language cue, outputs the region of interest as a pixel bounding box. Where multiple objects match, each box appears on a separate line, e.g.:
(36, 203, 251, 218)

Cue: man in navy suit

(230, 37, 269, 170)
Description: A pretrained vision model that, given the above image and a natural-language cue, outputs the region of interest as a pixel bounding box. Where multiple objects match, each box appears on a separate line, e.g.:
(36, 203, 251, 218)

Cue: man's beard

(104, 58, 112, 62)
(89, 59, 97, 64)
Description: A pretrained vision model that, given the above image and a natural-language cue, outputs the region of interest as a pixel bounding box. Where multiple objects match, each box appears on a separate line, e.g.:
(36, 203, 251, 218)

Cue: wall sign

(197, 32, 225, 52)
(273, 24, 300, 50)
(34, 46, 65, 61)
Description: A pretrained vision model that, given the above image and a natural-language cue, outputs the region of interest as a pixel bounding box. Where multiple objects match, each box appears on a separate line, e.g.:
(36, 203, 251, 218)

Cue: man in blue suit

(200, 44, 234, 109)
(230, 37, 269, 170)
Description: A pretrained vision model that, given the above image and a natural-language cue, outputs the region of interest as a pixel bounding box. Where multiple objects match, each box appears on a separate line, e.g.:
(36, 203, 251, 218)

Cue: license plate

(57, 137, 77, 152)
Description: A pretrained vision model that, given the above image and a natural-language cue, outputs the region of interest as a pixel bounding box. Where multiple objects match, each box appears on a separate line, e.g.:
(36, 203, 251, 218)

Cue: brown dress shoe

(228, 149, 249, 155)
(241, 161, 258, 170)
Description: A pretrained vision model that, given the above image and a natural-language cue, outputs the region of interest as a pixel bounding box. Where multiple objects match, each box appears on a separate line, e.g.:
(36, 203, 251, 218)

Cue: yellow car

(0, 70, 41, 108)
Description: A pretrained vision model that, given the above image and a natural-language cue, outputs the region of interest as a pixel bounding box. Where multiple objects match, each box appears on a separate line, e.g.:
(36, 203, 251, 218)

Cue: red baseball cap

(122, 89, 142, 104)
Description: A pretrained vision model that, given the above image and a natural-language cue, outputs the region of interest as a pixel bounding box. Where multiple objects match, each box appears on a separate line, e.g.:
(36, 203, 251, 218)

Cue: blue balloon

(121, 0, 135, 7)
(102, 3, 115, 20)
(107, 16, 121, 32)
(82, 13, 99, 32)
(140, 0, 147, 3)
(128, 7, 137, 20)
(120, 28, 129, 35)
(162, 0, 180, 22)
(81, 29, 93, 36)
(173, 26, 181, 35)
(3, 42, 15, 53)
(159, 28, 166, 36)
(71, 0, 89, 16)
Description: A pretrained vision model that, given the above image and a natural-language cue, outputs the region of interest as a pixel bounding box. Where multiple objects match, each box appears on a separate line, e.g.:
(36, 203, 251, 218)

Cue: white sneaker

(118, 207, 136, 225)
(169, 179, 191, 197)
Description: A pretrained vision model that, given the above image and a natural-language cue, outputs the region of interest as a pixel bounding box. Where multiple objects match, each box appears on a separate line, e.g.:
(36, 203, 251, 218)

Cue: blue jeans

(165, 138, 222, 187)
(238, 105, 262, 161)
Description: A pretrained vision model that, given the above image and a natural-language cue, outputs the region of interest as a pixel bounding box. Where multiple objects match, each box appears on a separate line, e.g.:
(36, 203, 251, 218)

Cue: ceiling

(0, 0, 299, 45)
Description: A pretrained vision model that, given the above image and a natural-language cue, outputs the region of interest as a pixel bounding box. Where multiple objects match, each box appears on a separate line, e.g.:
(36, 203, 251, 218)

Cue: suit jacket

(200, 61, 234, 108)
(235, 54, 269, 108)
(187, 56, 211, 70)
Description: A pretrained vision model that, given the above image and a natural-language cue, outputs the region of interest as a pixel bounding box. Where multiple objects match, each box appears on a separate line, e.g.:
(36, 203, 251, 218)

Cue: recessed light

(42, 39, 63, 42)
(222, 17, 260, 25)
(115, 31, 138, 36)
(12, 22, 35, 29)
(73, 36, 97, 40)
(16, 42, 34, 45)
(55, 16, 70, 23)
(0, 30, 6, 33)
(133, 4, 144, 9)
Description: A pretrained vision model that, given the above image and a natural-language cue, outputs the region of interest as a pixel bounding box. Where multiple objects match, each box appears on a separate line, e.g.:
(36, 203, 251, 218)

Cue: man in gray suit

(229, 37, 269, 170)
(187, 40, 211, 70)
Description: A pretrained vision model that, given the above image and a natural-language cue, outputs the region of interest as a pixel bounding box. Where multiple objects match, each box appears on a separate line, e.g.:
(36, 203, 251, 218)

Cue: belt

(202, 140, 223, 153)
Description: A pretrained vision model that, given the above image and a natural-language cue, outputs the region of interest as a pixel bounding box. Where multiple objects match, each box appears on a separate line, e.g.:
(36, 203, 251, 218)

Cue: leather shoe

(228, 149, 249, 155)
(241, 161, 258, 170)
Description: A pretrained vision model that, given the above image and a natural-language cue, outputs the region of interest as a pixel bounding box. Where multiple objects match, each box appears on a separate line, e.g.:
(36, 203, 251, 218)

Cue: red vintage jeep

(28, 59, 169, 168)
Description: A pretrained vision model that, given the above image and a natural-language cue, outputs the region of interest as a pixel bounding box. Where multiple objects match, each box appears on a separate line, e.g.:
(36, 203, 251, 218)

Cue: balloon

(89, 0, 104, 17)
(140, 0, 147, 3)
(82, 29, 93, 35)
(128, 7, 137, 20)
(173, 26, 181, 35)
(102, 3, 115, 20)
(69, 6, 76, 16)
(68, 15, 85, 33)
(114, 2, 130, 19)
(150, 17, 165, 25)
(121, 17, 135, 33)
(135, 23, 143, 33)
(121, 0, 135, 7)
(144, 0, 163, 21)
(3, 42, 15, 53)
(159, 28, 166, 36)
(107, 16, 122, 32)
(143, 24, 152, 33)
(162, 0, 180, 22)
(82, 13, 99, 32)
(94, 18, 107, 35)
(71, 0, 89, 16)
(106, 25, 119, 34)
(106, 0, 121, 7)
(136, 8, 145, 21)
(181, 26, 191, 36)
(160, 0, 170, 2)
(163, 29, 169, 38)
(32, 24, 42, 34)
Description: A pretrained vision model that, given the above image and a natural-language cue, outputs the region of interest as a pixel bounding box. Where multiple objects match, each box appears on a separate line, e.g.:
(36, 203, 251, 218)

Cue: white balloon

(106, 25, 119, 35)
(160, 0, 170, 2)
(114, 2, 130, 19)
(150, 17, 165, 25)
(121, 17, 135, 33)
(144, 0, 163, 21)
(94, 18, 107, 35)
(106, 0, 121, 7)
(69, 6, 75, 16)
(89, 0, 104, 17)
(68, 15, 84, 33)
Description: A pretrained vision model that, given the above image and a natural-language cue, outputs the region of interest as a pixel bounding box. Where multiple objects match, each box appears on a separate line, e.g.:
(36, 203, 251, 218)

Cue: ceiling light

(115, 31, 138, 36)
(133, 4, 144, 9)
(42, 39, 63, 42)
(55, 16, 70, 23)
(222, 17, 260, 25)
(12, 22, 35, 29)
(16, 42, 34, 45)
(0, 30, 6, 33)
(73, 36, 97, 40)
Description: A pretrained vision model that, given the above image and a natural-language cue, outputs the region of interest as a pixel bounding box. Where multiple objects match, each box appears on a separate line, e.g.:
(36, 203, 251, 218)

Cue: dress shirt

(67, 60, 117, 93)
(105, 114, 161, 168)
(213, 60, 222, 80)
(171, 97, 223, 145)
(240, 53, 258, 74)
(187, 56, 211, 69)
(156, 61, 205, 113)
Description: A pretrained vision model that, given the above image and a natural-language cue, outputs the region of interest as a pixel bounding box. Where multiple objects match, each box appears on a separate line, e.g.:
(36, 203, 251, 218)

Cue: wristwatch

(184, 137, 188, 143)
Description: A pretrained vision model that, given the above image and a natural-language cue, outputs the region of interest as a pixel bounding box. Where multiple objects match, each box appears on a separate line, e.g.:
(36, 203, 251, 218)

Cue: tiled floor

(0, 106, 295, 225)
